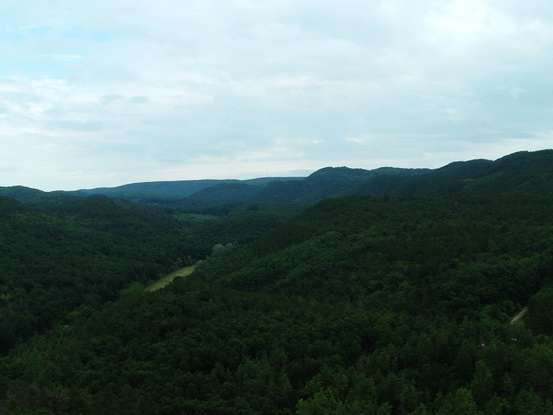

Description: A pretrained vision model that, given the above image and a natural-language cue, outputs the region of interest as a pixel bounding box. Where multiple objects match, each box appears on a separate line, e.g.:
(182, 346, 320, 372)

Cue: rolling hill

(70, 177, 303, 202)
(1, 149, 553, 414)
(353, 149, 553, 196)
(63, 167, 429, 205)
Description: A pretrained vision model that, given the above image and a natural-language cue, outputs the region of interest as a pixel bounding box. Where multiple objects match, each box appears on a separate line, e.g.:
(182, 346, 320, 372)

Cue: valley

(145, 265, 196, 292)
(1, 149, 553, 414)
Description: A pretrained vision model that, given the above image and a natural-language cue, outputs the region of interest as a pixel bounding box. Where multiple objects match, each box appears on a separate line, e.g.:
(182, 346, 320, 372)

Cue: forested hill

(3, 150, 551, 205)
(0, 194, 189, 353)
(0, 192, 303, 355)
(0, 185, 45, 202)
(2, 148, 553, 414)
(353, 149, 553, 196)
(250, 166, 429, 203)
(69, 177, 303, 202)
(62, 167, 428, 204)
(65, 149, 553, 203)
(3, 164, 553, 413)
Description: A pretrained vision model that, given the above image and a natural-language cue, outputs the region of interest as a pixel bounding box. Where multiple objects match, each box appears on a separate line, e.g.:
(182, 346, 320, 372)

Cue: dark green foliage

(185, 182, 265, 201)
(0, 186, 45, 202)
(373, 149, 553, 197)
(253, 167, 428, 204)
(0, 191, 304, 357)
(2, 149, 553, 414)
(3, 188, 553, 414)
(528, 287, 553, 335)
(204, 193, 552, 312)
(0, 195, 189, 353)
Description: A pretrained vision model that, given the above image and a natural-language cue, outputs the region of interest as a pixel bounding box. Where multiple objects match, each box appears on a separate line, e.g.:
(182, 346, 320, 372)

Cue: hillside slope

(252, 166, 428, 203)
(3, 189, 553, 414)
(71, 177, 303, 202)
(354, 149, 553, 196)
(63, 167, 428, 204)
(2, 149, 553, 414)
(0, 194, 189, 352)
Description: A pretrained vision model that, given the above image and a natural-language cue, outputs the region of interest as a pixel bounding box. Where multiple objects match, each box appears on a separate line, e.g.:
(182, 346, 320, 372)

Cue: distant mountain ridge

(355, 149, 553, 196)
(68, 149, 553, 202)
(65, 166, 429, 204)
(251, 166, 429, 203)
(3, 149, 553, 414)
(72, 177, 304, 200)
(1, 149, 552, 205)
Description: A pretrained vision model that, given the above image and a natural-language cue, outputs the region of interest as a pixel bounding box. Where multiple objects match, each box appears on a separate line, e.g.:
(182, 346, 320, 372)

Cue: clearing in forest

(145, 265, 195, 292)
(510, 307, 528, 325)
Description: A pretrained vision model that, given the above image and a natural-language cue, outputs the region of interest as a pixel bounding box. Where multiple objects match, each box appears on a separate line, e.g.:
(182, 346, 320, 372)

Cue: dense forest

(0, 193, 300, 353)
(1, 150, 553, 414)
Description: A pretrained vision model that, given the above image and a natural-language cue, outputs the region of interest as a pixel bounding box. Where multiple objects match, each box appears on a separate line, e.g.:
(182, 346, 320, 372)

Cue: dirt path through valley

(145, 265, 195, 292)
(510, 307, 528, 325)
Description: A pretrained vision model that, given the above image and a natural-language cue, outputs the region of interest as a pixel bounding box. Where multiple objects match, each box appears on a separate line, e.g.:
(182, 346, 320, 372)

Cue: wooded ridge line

(1, 148, 553, 414)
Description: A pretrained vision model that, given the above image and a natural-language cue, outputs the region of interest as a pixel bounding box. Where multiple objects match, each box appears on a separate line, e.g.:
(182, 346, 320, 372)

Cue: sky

(1, 0, 552, 191)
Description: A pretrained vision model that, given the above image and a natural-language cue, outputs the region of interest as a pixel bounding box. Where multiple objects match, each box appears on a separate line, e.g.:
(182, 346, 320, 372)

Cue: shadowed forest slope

(2, 190, 553, 414)
(1, 149, 553, 414)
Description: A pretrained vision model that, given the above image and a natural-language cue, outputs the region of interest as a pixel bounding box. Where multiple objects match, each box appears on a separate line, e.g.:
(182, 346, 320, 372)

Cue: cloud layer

(1, 0, 552, 190)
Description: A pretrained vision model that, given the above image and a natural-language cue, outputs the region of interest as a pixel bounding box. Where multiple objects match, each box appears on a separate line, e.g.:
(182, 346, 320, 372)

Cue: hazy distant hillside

(63, 168, 429, 205)
(178, 167, 428, 204)
(0, 185, 44, 202)
(255, 166, 429, 203)
(3, 150, 552, 207)
(72, 177, 303, 202)
(186, 182, 267, 201)
(73, 179, 239, 200)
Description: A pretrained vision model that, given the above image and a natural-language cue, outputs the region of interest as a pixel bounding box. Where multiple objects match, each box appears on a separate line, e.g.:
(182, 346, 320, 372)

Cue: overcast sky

(1, 0, 552, 190)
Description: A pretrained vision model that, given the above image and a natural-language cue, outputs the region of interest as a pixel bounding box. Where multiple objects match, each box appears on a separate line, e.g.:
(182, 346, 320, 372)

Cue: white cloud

(0, 0, 552, 190)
